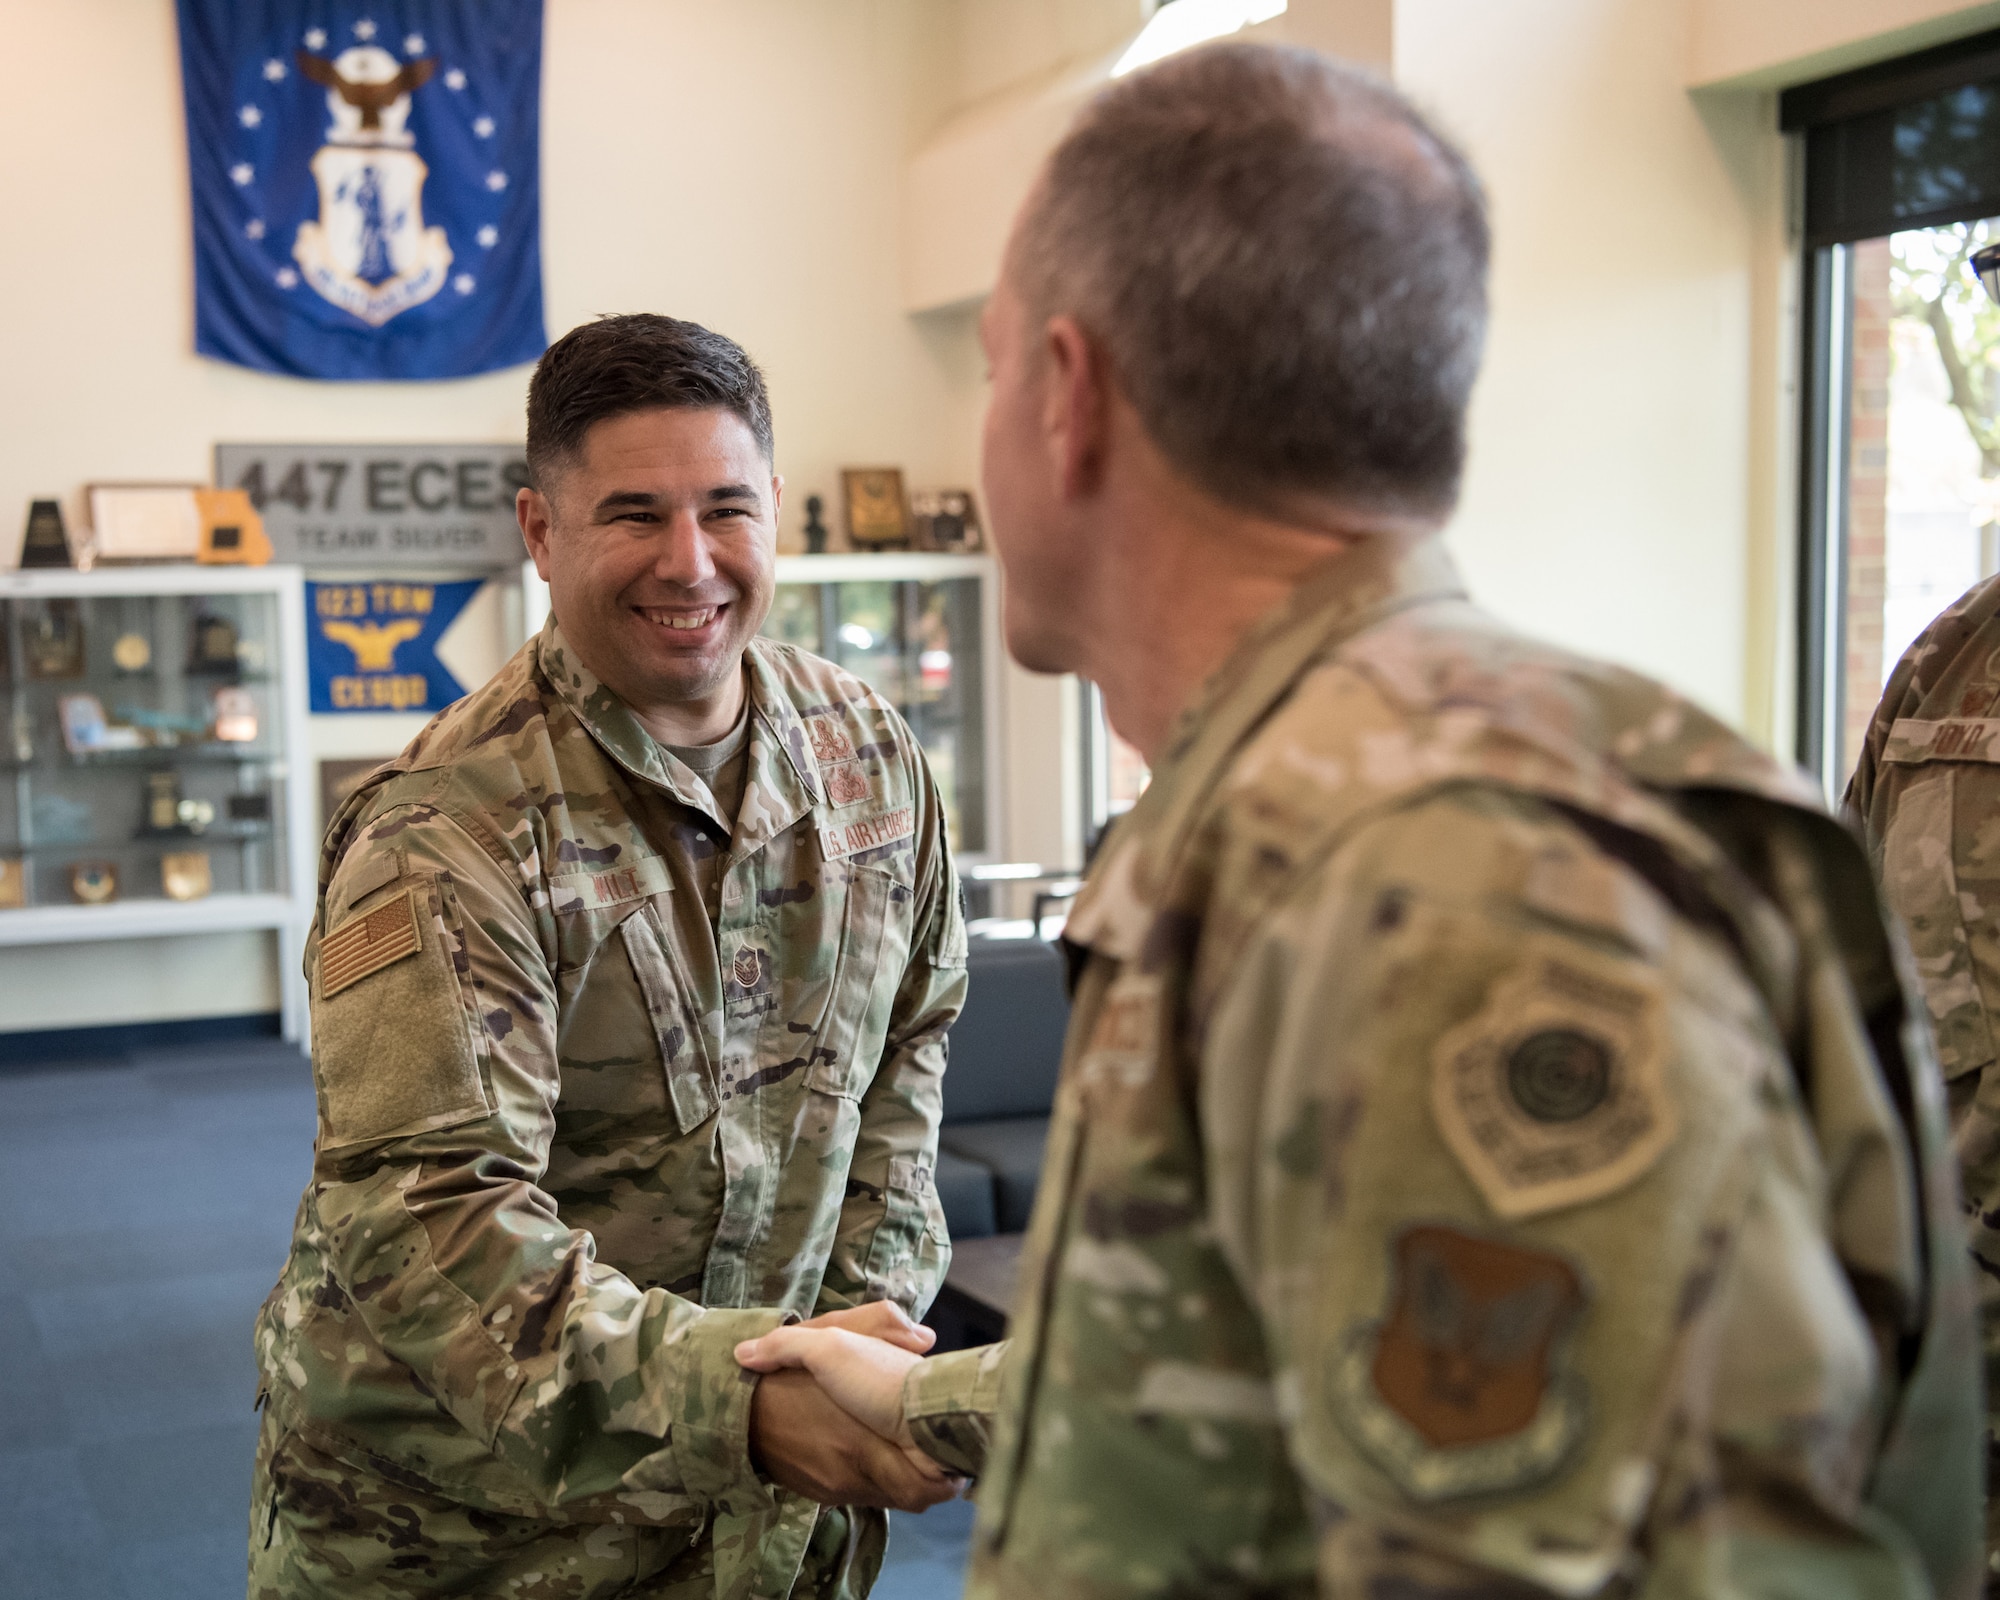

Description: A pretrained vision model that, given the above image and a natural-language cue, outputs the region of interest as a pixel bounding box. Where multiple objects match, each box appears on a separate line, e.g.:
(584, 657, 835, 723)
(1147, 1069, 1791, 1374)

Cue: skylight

(1111, 0, 1288, 78)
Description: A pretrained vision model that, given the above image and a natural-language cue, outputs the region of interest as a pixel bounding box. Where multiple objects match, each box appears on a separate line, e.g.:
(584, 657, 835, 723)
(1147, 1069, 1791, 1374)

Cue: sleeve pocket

(313, 877, 494, 1148)
(862, 1155, 951, 1315)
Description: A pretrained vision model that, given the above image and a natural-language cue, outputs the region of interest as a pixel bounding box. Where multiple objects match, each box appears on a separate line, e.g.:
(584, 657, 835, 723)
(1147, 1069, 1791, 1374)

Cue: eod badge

(307, 578, 483, 713)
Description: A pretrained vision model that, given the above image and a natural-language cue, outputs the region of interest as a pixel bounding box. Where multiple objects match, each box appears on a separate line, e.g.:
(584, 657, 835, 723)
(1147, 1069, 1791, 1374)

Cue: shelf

(0, 567, 304, 600)
(6, 827, 274, 852)
(774, 552, 993, 583)
(0, 892, 304, 946)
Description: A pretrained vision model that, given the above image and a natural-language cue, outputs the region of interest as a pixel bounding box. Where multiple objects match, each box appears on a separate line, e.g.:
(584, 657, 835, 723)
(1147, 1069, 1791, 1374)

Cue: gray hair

(1010, 42, 1489, 516)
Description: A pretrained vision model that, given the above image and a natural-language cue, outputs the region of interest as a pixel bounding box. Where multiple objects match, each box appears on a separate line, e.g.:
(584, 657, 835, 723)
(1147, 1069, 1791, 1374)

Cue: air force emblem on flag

(177, 3, 545, 380)
(293, 46, 453, 325)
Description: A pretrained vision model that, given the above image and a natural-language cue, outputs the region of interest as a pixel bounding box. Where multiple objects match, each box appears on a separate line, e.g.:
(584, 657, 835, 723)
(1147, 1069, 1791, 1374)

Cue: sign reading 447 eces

(215, 444, 529, 568)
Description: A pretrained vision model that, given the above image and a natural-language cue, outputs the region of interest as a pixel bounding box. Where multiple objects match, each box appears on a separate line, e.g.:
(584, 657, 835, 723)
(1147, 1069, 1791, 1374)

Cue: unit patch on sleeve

(1332, 1224, 1588, 1502)
(319, 889, 423, 998)
(1430, 941, 1675, 1220)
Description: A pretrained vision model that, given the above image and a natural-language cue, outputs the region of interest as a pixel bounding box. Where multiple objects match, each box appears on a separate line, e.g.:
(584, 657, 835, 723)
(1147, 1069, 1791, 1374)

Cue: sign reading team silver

(215, 444, 529, 568)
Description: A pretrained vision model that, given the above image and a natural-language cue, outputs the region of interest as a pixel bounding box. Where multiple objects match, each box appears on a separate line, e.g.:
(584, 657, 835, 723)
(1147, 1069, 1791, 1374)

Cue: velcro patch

(806, 715, 857, 765)
(1431, 942, 1674, 1220)
(320, 890, 421, 998)
(1333, 1225, 1587, 1502)
(819, 806, 914, 861)
(822, 760, 872, 807)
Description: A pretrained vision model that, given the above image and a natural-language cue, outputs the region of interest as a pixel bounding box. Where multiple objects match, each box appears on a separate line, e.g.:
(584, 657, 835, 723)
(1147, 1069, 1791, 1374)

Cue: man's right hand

(747, 1368, 962, 1511)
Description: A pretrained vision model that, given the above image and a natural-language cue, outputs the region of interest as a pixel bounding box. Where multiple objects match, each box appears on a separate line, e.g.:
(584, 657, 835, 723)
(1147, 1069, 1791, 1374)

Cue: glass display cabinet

(763, 553, 998, 858)
(0, 566, 315, 1038)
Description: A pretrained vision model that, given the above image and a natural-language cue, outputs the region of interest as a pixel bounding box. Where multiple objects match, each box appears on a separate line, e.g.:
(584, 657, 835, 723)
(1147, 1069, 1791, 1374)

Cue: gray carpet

(0, 1036, 973, 1598)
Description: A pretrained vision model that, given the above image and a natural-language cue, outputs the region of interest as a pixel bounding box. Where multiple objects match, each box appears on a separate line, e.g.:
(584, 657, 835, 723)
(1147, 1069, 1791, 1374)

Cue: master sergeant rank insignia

(1430, 939, 1676, 1221)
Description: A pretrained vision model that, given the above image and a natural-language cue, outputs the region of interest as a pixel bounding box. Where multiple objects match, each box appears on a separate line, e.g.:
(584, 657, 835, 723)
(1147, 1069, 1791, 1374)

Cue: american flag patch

(320, 890, 422, 998)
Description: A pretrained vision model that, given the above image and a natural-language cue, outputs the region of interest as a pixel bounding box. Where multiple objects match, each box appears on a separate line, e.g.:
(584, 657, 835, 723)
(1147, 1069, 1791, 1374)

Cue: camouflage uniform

(1849, 570, 2000, 1593)
(250, 619, 967, 1599)
(903, 535, 1983, 1598)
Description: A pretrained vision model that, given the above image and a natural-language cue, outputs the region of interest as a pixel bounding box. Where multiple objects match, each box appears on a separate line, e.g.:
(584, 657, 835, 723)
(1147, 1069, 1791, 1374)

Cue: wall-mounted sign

(307, 577, 486, 713)
(215, 444, 528, 568)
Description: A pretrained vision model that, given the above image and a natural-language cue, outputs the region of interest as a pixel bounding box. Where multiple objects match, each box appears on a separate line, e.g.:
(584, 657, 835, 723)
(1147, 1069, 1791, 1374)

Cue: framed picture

(841, 468, 909, 550)
(85, 484, 205, 564)
(912, 489, 984, 552)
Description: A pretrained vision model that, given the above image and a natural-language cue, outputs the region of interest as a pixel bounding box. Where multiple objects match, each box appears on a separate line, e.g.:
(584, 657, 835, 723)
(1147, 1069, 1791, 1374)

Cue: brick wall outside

(1843, 237, 1892, 779)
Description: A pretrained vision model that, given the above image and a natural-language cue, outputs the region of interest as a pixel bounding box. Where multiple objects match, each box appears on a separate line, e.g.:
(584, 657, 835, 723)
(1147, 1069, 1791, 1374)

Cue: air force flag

(176, 2, 545, 381)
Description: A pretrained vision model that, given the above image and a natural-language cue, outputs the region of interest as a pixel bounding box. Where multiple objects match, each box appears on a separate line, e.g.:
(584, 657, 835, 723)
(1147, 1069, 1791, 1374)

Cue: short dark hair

(525, 313, 775, 488)
(1012, 43, 1488, 516)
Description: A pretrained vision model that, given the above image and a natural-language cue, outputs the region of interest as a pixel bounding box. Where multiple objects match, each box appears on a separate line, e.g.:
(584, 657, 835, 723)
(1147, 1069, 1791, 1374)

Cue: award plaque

(161, 851, 213, 902)
(188, 611, 241, 674)
(194, 489, 273, 566)
(19, 499, 73, 569)
(69, 862, 117, 904)
(25, 600, 84, 679)
(912, 489, 984, 552)
(145, 771, 181, 832)
(0, 857, 24, 910)
(841, 468, 910, 550)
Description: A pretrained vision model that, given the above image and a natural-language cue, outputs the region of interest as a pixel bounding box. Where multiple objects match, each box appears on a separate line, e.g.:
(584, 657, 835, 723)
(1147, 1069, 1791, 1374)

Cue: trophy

(188, 611, 241, 675)
(161, 851, 213, 902)
(18, 500, 72, 569)
(112, 632, 152, 672)
(25, 600, 84, 679)
(804, 494, 830, 555)
(69, 862, 117, 904)
(144, 771, 183, 833)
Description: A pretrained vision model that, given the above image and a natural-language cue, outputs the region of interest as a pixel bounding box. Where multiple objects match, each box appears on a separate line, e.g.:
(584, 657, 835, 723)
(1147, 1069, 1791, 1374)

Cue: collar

(536, 620, 823, 850)
(1064, 533, 1467, 957)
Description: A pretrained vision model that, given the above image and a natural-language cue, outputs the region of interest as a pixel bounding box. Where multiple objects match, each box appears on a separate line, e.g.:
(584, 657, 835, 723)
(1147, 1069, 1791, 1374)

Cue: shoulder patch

(1431, 942, 1675, 1220)
(1332, 1224, 1587, 1502)
(320, 890, 422, 998)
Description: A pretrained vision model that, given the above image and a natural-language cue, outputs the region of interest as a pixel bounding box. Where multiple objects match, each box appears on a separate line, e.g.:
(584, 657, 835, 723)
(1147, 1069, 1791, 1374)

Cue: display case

(763, 553, 999, 858)
(0, 566, 315, 1039)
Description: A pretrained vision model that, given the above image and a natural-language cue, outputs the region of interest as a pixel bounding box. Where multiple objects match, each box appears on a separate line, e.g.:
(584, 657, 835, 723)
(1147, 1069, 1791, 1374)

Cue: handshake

(736, 1302, 964, 1512)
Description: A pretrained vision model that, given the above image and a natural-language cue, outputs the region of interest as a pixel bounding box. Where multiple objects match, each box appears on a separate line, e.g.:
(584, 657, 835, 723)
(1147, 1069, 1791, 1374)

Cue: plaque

(841, 468, 909, 550)
(19, 500, 72, 569)
(161, 851, 213, 902)
(0, 857, 24, 909)
(227, 793, 272, 822)
(211, 686, 258, 743)
(144, 770, 183, 833)
(112, 632, 152, 672)
(69, 862, 117, 904)
(25, 600, 84, 679)
(912, 489, 984, 552)
(194, 488, 273, 566)
(188, 611, 241, 674)
(85, 484, 203, 563)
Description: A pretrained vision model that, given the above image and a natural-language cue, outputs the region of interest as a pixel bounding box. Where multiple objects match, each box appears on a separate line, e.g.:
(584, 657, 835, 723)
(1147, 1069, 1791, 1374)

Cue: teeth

(645, 608, 716, 631)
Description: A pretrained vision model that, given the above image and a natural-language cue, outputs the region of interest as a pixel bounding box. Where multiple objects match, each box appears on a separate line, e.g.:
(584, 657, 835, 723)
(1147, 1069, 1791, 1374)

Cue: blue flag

(176, 2, 545, 381)
(307, 578, 484, 713)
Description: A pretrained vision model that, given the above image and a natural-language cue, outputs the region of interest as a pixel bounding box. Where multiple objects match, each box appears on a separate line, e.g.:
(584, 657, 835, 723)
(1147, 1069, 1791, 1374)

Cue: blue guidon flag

(176, 2, 545, 380)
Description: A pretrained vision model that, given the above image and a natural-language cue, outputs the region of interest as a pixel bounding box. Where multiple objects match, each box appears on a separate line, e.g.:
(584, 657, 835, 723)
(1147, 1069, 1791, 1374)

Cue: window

(1079, 680, 1148, 852)
(1789, 31, 2000, 793)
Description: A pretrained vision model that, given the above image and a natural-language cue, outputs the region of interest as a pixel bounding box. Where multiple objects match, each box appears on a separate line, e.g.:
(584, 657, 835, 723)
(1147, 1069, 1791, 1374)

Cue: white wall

(0, 0, 999, 1032)
(1395, 0, 1759, 729)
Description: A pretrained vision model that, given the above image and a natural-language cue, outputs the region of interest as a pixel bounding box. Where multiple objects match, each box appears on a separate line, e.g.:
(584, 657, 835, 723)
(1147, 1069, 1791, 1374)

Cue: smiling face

(518, 406, 781, 743)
